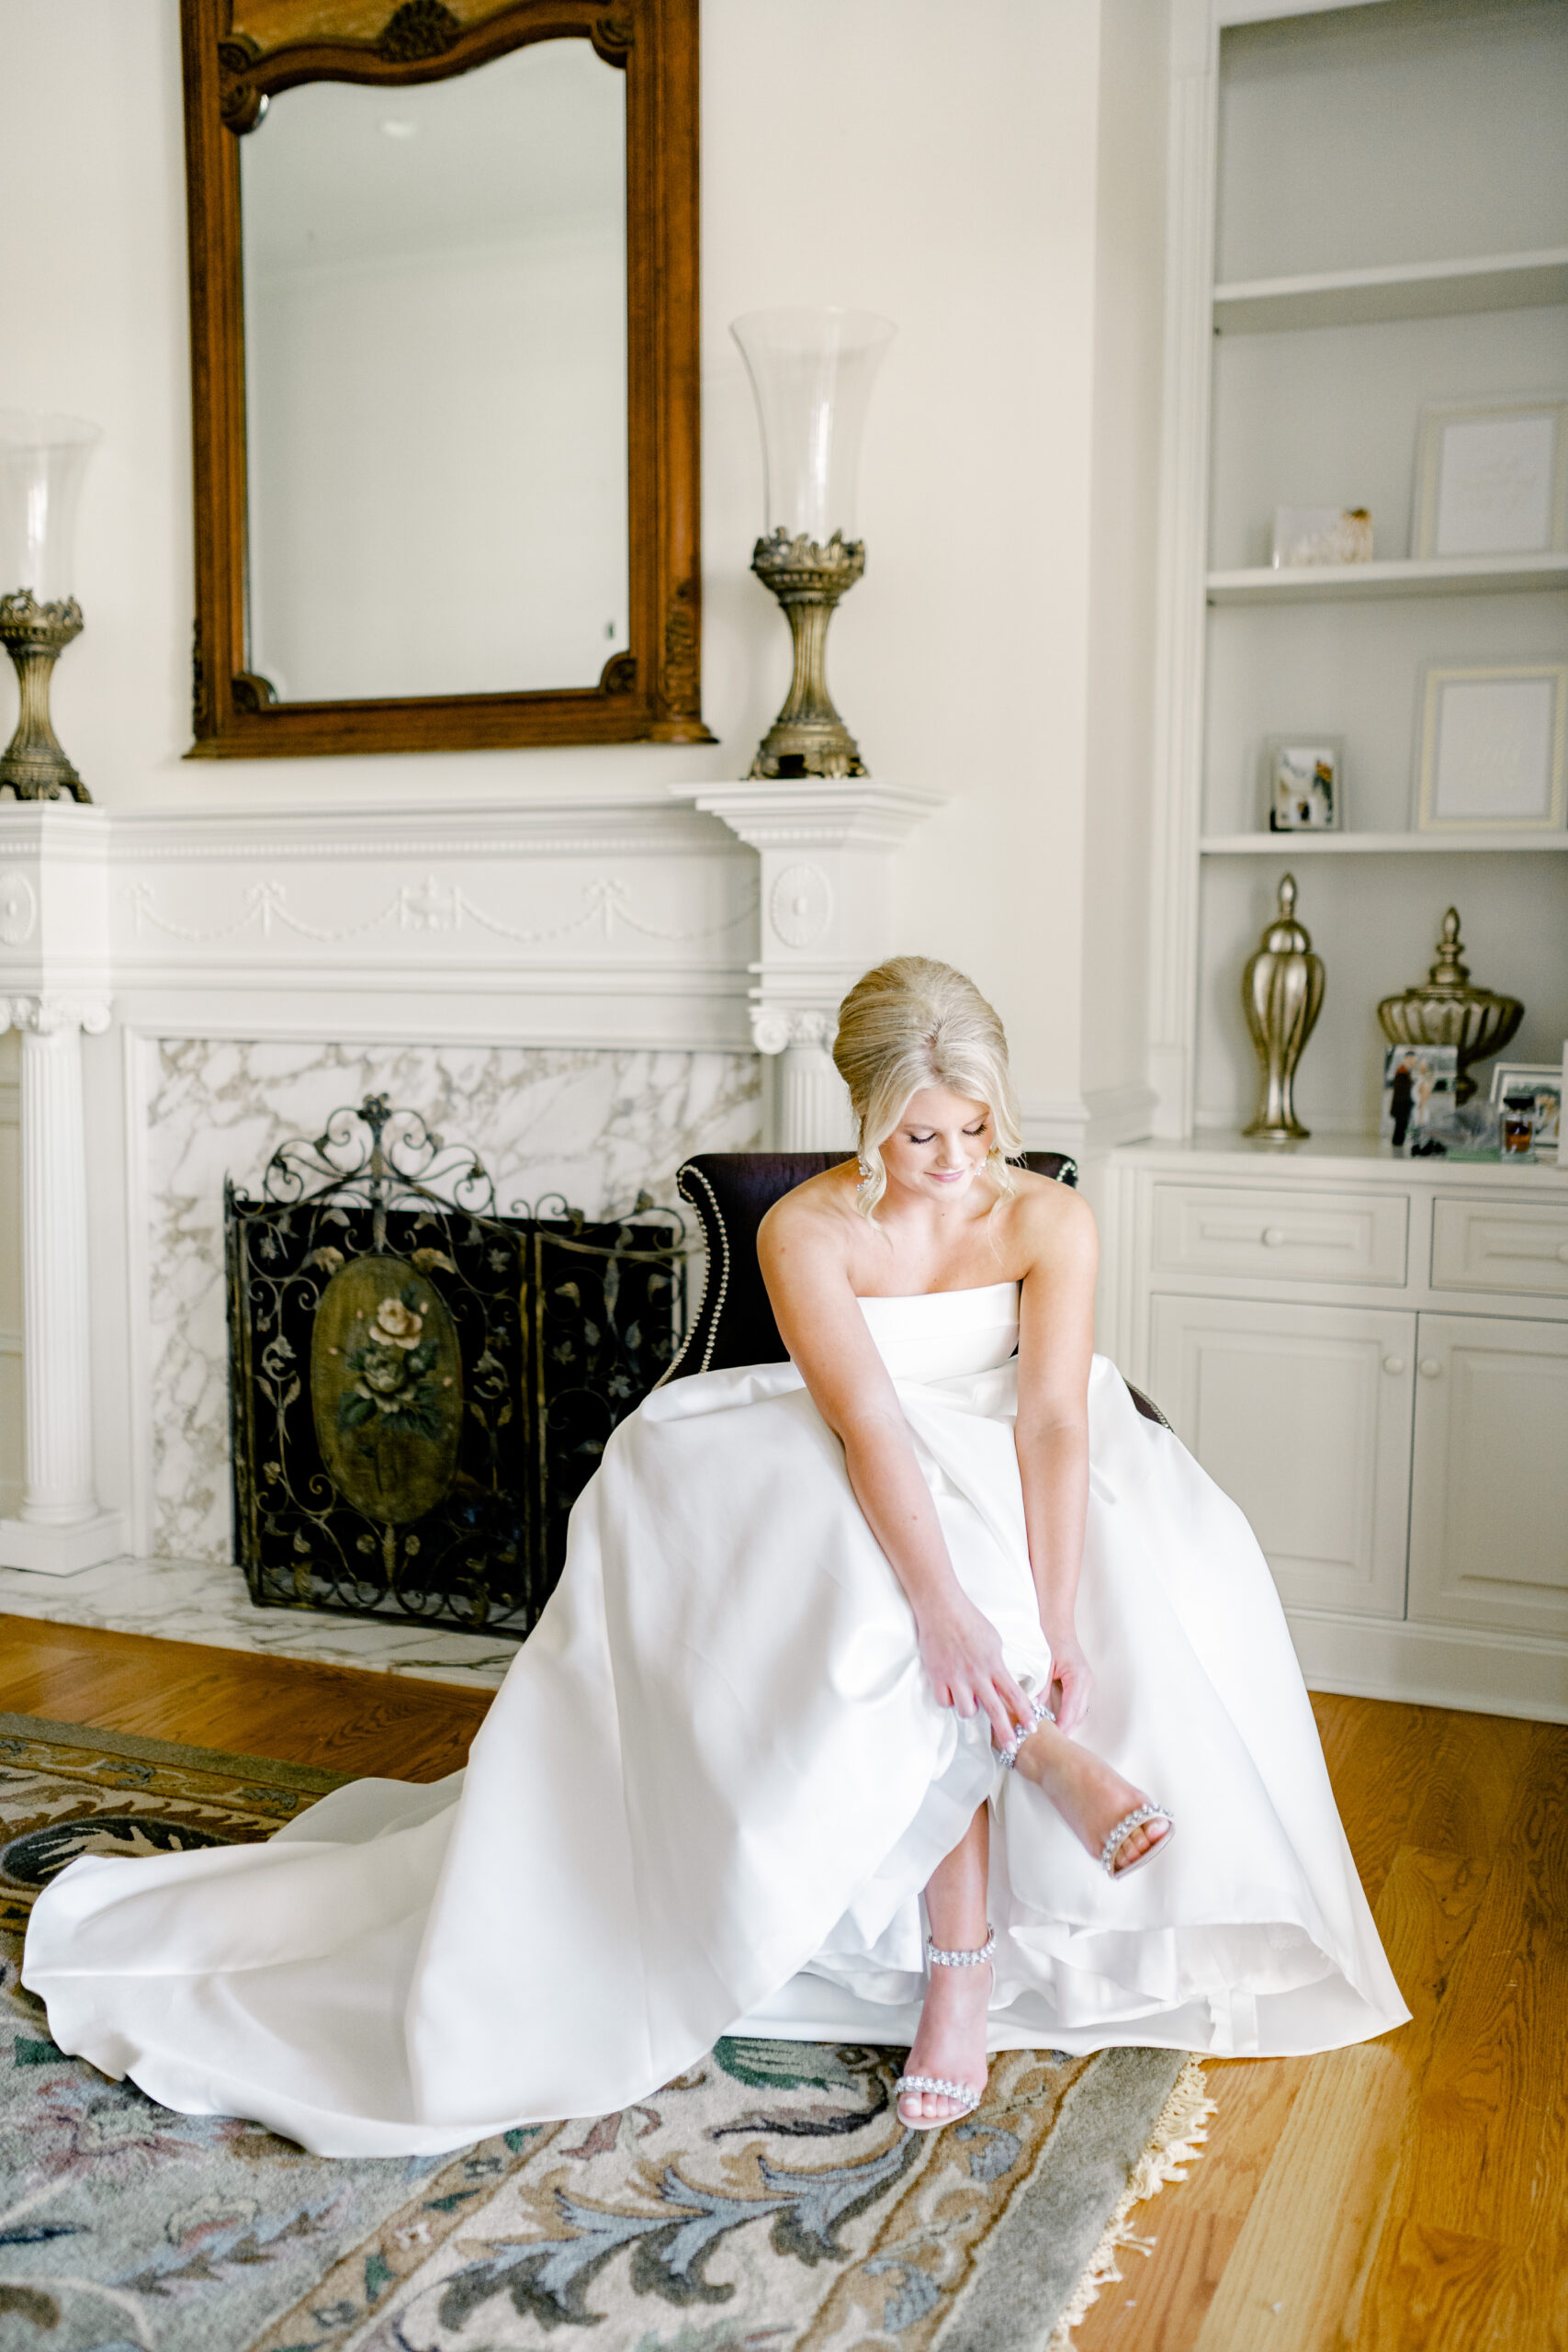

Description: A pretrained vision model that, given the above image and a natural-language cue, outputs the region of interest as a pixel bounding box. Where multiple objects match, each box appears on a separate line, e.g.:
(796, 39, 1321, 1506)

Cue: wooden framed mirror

(181, 0, 711, 758)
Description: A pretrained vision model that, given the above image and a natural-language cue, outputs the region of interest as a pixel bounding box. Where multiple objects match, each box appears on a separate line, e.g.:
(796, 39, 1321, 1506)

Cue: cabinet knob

(1261, 1227, 1286, 1248)
(1557, 1242, 1568, 1265)
(1382, 1356, 1405, 1375)
(1419, 1358, 1442, 1378)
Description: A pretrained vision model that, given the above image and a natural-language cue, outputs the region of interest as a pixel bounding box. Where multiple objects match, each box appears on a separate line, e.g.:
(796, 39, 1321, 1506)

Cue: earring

(857, 1158, 872, 1181)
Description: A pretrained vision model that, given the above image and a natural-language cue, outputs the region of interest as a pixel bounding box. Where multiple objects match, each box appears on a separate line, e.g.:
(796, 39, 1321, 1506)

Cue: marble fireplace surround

(0, 782, 943, 1591)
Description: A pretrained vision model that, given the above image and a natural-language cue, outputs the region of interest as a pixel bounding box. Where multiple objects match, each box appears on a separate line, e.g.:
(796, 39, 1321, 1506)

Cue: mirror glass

(239, 40, 628, 704)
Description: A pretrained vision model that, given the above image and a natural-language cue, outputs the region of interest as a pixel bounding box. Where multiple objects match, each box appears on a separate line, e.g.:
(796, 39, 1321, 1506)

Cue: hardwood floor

(1077, 1692, 1568, 2352)
(0, 1615, 491, 1781)
(2, 1617, 1562, 2348)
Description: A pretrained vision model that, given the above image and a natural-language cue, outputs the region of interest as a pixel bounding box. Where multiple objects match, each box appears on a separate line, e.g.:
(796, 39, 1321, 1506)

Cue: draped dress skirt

(22, 1280, 1408, 2155)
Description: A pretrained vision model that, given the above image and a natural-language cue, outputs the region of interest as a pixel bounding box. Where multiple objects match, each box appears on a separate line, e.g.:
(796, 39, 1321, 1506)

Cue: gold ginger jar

(1376, 908, 1522, 1104)
(1242, 874, 1325, 1143)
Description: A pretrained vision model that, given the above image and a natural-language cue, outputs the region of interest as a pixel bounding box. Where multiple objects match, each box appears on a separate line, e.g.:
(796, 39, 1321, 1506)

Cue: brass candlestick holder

(732, 306, 894, 783)
(0, 590, 89, 801)
(0, 411, 100, 802)
(1377, 907, 1522, 1104)
(1242, 874, 1325, 1142)
(748, 527, 866, 779)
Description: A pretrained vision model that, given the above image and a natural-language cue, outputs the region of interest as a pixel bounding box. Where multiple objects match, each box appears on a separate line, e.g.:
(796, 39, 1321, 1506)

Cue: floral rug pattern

(0, 1714, 1210, 2352)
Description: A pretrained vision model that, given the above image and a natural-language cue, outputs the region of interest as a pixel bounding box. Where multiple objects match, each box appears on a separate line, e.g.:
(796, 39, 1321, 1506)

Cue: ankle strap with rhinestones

(999, 1694, 1055, 1770)
(925, 1926, 996, 1968)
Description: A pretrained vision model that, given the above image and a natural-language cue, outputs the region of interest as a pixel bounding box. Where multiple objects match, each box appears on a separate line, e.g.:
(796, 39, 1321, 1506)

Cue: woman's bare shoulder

(758, 1161, 861, 1266)
(1001, 1167, 1098, 1272)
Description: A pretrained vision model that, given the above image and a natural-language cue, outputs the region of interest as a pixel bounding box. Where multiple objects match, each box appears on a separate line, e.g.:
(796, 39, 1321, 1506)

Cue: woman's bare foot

(897, 1953, 992, 2127)
(1008, 1721, 1172, 1876)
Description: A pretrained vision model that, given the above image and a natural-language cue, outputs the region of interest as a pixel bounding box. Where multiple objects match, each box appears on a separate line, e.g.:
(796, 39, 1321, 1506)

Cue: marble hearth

(0, 784, 941, 1664)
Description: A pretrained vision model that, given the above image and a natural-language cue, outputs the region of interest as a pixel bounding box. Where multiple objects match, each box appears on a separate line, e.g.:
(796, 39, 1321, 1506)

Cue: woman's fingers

(1000, 1670, 1033, 1728)
(1054, 1663, 1092, 1736)
(982, 1691, 1018, 1751)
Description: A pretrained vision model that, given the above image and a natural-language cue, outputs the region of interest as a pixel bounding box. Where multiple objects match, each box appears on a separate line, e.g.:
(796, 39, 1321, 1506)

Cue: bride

(23, 956, 1406, 2155)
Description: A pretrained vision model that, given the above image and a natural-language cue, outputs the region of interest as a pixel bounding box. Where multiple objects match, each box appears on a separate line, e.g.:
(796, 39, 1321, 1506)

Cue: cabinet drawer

(1431, 1197, 1568, 1298)
(1151, 1184, 1407, 1286)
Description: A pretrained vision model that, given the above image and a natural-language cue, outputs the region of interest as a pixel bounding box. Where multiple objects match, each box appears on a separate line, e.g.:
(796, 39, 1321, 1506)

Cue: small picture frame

(1381, 1044, 1458, 1156)
(1263, 736, 1343, 832)
(1413, 396, 1568, 560)
(1413, 663, 1568, 835)
(1487, 1060, 1563, 1160)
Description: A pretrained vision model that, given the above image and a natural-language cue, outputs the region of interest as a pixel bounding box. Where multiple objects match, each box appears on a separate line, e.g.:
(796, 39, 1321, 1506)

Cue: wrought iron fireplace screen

(225, 1095, 689, 1636)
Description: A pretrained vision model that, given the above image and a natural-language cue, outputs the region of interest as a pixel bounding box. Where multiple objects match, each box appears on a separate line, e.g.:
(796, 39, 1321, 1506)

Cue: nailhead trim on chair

(655, 1162, 730, 1385)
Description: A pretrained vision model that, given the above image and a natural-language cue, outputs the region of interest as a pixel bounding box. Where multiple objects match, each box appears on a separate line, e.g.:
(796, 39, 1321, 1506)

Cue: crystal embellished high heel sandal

(1000, 1703, 1174, 1880)
(894, 1926, 995, 2132)
(1099, 1804, 1174, 1878)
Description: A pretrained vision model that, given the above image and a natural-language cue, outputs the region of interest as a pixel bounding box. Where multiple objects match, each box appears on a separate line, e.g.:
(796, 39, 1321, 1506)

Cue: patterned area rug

(0, 1712, 1213, 2352)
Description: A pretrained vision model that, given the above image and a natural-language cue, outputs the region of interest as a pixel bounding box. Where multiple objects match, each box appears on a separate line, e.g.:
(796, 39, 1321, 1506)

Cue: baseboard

(1286, 1606, 1568, 1724)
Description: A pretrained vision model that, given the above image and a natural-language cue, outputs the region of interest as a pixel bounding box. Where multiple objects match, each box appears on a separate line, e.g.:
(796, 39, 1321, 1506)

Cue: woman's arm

(1012, 1187, 1099, 1734)
(759, 1198, 1032, 1751)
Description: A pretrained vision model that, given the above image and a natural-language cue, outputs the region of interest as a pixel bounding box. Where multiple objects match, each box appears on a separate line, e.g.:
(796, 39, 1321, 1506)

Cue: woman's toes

(1111, 1815, 1169, 1873)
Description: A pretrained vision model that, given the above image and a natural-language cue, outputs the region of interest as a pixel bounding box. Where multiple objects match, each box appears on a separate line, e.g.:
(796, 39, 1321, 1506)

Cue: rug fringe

(1046, 2055, 1218, 2350)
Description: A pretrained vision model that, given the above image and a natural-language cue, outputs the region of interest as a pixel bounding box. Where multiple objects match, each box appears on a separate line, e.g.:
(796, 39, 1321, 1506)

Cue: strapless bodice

(858, 1280, 1020, 1384)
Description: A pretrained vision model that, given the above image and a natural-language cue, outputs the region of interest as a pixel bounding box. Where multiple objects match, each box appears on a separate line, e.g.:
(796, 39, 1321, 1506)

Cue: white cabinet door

(1149, 1295, 1416, 1616)
(1408, 1313, 1568, 1638)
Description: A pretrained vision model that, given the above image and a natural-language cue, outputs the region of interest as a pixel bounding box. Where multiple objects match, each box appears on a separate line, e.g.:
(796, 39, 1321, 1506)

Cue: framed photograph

(1271, 506, 1373, 568)
(1381, 1044, 1458, 1155)
(1412, 395, 1568, 559)
(1263, 735, 1343, 832)
(1413, 663, 1568, 835)
(1488, 1060, 1563, 1159)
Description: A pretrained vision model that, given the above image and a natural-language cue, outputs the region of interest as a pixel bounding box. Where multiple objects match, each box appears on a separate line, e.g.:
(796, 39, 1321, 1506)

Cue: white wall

(0, 0, 1166, 1127)
(1081, 0, 1170, 1134)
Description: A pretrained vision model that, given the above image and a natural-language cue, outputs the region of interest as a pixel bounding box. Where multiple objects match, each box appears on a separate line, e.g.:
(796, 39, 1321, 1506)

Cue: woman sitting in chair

(24, 956, 1405, 2156)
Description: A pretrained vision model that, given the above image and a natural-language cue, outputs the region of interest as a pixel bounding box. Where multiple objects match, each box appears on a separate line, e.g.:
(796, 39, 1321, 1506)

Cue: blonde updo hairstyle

(832, 956, 1023, 1222)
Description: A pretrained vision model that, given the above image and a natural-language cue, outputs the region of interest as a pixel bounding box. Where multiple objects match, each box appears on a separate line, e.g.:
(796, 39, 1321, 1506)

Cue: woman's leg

(1009, 1721, 1169, 1872)
(899, 1803, 993, 2125)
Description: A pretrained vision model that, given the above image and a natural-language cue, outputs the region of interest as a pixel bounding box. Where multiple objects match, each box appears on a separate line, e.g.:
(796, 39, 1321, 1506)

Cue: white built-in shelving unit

(1108, 0, 1568, 1719)
(1143, 0, 1568, 1143)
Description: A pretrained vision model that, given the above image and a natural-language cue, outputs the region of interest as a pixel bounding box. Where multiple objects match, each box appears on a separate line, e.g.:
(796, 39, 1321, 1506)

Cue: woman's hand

(917, 1593, 1033, 1754)
(1041, 1622, 1093, 1736)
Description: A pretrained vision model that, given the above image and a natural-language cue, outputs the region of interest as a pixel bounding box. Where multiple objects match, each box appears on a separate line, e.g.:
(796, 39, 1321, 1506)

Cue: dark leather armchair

(666, 1150, 1168, 1428)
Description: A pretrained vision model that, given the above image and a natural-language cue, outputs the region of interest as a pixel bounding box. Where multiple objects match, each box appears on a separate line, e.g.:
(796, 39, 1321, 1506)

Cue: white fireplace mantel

(0, 785, 941, 1571)
(676, 779, 945, 1152)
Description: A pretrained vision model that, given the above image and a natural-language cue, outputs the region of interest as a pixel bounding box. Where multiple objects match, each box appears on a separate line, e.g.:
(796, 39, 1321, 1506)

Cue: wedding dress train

(23, 1282, 1407, 2155)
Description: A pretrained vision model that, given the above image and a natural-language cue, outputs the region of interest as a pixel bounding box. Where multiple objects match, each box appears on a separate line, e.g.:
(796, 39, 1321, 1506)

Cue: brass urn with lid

(1376, 909, 1522, 1103)
(1242, 874, 1325, 1143)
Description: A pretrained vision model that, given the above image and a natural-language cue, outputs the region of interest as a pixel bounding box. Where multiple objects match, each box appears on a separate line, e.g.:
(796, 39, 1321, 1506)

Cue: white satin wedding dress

(24, 1282, 1406, 2155)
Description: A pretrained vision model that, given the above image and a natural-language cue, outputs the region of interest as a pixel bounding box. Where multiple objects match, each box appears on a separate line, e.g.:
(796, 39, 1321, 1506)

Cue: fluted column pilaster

(749, 1006, 852, 1151)
(0, 993, 124, 1572)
